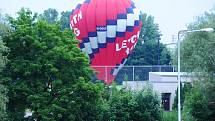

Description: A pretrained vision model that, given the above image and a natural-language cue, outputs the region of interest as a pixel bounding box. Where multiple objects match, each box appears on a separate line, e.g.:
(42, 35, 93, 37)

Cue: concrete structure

(122, 72, 196, 111)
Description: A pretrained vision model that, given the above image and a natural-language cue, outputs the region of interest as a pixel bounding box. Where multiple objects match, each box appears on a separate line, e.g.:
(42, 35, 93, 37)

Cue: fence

(91, 65, 176, 84)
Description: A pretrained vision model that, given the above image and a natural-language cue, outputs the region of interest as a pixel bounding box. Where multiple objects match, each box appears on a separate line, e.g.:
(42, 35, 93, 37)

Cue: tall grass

(162, 111, 177, 121)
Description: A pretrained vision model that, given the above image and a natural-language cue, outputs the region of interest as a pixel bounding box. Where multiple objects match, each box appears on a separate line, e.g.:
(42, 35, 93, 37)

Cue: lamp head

(200, 28, 214, 32)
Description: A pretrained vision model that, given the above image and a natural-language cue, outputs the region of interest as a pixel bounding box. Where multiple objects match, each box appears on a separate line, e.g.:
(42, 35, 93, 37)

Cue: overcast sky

(0, 0, 215, 44)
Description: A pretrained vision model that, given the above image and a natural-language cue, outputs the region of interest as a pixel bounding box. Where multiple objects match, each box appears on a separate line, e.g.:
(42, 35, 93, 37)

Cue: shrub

(183, 79, 215, 121)
(106, 83, 162, 121)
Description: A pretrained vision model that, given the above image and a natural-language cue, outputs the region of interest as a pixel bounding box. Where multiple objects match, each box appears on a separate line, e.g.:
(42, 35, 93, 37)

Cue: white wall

(122, 72, 196, 111)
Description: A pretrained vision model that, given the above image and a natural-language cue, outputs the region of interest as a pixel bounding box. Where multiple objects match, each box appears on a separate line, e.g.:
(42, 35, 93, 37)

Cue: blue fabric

(107, 37, 115, 43)
(92, 48, 99, 53)
(116, 32, 125, 37)
(71, 9, 74, 15)
(107, 20, 117, 25)
(84, 0, 91, 3)
(79, 43, 85, 49)
(117, 14, 127, 19)
(134, 20, 139, 26)
(88, 32, 97, 37)
(98, 43, 107, 48)
(83, 38, 90, 43)
(126, 26, 134, 32)
(131, 1, 136, 8)
(76, 4, 81, 9)
(126, 8, 134, 14)
(89, 53, 94, 59)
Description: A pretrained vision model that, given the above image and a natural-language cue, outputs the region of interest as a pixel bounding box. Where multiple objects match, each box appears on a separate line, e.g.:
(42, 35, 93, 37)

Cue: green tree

(39, 8, 59, 24)
(180, 8, 215, 121)
(2, 8, 104, 121)
(183, 81, 212, 121)
(180, 9, 215, 73)
(0, 37, 9, 121)
(40, 9, 71, 30)
(126, 13, 171, 65)
(0, 13, 11, 37)
(0, 84, 8, 121)
(60, 11, 72, 30)
(0, 37, 9, 71)
(0, 12, 10, 121)
(173, 82, 192, 110)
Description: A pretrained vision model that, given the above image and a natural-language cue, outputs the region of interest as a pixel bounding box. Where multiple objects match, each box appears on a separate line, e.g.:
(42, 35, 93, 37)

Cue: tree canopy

(0, 37, 9, 72)
(0, 12, 9, 121)
(181, 10, 215, 74)
(60, 11, 72, 30)
(39, 8, 59, 24)
(0, 33, 9, 121)
(38, 8, 71, 30)
(181, 9, 215, 121)
(126, 13, 171, 65)
(1, 8, 105, 121)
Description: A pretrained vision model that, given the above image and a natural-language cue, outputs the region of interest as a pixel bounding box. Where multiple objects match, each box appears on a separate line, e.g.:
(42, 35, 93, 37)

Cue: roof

(149, 72, 192, 77)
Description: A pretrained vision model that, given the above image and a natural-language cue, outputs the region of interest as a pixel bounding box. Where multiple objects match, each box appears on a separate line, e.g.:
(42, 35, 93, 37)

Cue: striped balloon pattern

(70, 0, 142, 84)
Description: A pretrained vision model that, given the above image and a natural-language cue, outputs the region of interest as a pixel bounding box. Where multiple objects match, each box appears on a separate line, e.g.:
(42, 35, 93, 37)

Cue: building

(122, 72, 195, 111)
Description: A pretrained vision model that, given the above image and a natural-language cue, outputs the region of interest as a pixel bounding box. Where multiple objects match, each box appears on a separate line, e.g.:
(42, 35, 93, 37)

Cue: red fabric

(70, 0, 142, 84)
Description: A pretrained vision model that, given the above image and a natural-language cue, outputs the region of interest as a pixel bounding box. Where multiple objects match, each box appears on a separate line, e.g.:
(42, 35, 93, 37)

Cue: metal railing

(92, 65, 176, 84)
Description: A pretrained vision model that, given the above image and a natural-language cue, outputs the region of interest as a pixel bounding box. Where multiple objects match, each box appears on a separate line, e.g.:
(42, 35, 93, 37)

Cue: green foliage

(39, 8, 71, 30)
(183, 81, 214, 121)
(0, 84, 8, 121)
(0, 15, 9, 119)
(108, 87, 134, 121)
(0, 13, 10, 37)
(1, 8, 105, 121)
(39, 8, 72, 30)
(0, 37, 9, 71)
(181, 10, 215, 73)
(173, 82, 192, 110)
(60, 11, 72, 30)
(132, 86, 161, 121)
(140, 14, 160, 42)
(126, 13, 171, 65)
(106, 84, 162, 121)
(39, 8, 59, 24)
(0, 12, 11, 38)
(180, 8, 215, 121)
(161, 111, 177, 121)
(0, 21, 11, 37)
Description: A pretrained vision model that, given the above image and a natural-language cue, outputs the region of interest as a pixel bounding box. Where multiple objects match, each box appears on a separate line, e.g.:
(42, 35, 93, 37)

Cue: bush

(183, 79, 215, 121)
(132, 86, 161, 121)
(173, 82, 192, 110)
(106, 83, 162, 121)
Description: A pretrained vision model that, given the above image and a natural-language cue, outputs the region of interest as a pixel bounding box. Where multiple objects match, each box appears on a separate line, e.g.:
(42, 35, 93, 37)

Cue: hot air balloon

(70, 0, 142, 84)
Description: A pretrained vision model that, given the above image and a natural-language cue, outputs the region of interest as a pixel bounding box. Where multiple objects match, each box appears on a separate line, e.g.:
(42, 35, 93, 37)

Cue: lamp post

(177, 27, 214, 121)
(157, 34, 161, 65)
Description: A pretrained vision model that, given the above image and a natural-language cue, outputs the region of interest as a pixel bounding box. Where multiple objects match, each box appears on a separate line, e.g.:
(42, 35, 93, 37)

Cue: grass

(162, 110, 178, 121)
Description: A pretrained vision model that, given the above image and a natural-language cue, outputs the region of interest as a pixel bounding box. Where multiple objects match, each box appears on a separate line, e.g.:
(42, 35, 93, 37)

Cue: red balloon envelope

(70, 0, 142, 84)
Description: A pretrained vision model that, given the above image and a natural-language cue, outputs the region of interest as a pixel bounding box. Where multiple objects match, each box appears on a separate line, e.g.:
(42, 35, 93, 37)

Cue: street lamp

(157, 34, 162, 65)
(177, 27, 214, 121)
